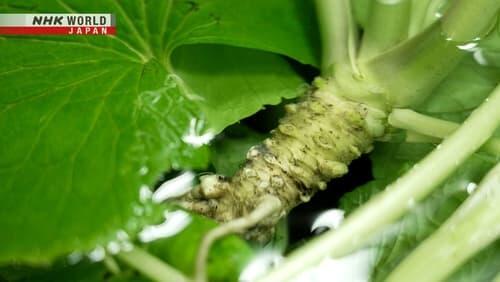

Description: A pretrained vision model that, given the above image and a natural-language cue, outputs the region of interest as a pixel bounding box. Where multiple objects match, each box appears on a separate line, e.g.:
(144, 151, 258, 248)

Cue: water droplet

(139, 166, 149, 176)
(294, 249, 375, 282)
(120, 241, 134, 252)
(247, 146, 260, 159)
(152, 171, 195, 202)
(67, 252, 83, 265)
(182, 118, 215, 147)
(239, 250, 283, 282)
(116, 230, 129, 241)
(139, 185, 152, 203)
(456, 42, 478, 51)
(133, 204, 145, 216)
(106, 241, 121, 254)
(88, 246, 105, 262)
(466, 182, 477, 194)
(311, 209, 345, 232)
(473, 49, 489, 65)
(138, 210, 192, 242)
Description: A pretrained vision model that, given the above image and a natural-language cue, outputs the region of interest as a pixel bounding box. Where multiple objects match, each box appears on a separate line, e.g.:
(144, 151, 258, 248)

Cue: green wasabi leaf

(210, 125, 267, 176)
(0, 0, 316, 263)
(172, 44, 306, 133)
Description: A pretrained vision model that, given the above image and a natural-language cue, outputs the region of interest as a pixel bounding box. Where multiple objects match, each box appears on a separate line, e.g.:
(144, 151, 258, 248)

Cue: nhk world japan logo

(0, 14, 115, 35)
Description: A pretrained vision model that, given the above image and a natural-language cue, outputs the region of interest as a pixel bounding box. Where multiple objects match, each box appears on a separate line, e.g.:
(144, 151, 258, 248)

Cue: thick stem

(359, 0, 412, 60)
(257, 84, 500, 282)
(362, 0, 500, 107)
(388, 109, 500, 157)
(422, 0, 448, 28)
(116, 247, 189, 282)
(362, 22, 463, 107)
(409, 0, 449, 36)
(315, 0, 359, 76)
(408, 0, 431, 37)
(442, 0, 500, 42)
(387, 162, 500, 282)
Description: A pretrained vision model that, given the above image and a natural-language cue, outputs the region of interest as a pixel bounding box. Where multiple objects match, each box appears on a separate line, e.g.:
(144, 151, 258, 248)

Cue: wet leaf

(0, 0, 317, 263)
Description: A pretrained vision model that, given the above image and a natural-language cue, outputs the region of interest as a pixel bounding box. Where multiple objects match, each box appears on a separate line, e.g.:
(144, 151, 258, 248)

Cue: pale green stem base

(408, 0, 432, 36)
(315, 0, 358, 76)
(362, 0, 499, 107)
(442, 0, 500, 42)
(359, 0, 411, 59)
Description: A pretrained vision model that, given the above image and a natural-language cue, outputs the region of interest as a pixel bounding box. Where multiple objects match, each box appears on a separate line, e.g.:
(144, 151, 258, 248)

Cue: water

(139, 185, 152, 203)
(466, 182, 478, 194)
(473, 49, 489, 66)
(182, 118, 215, 147)
(138, 210, 192, 243)
(88, 246, 106, 262)
(239, 250, 283, 282)
(139, 166, 149, 176)
(456, 42, 479, 51)
(291, 249, 376, 282)
(310, 209, 345, 232)
(152, 171, 195, 202)
(67, 252, 84, 265)
(106, 241, 121, 254)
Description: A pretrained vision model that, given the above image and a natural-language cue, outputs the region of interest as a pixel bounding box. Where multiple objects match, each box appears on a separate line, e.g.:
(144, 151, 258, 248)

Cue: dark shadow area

(287, 155, 373, 246)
